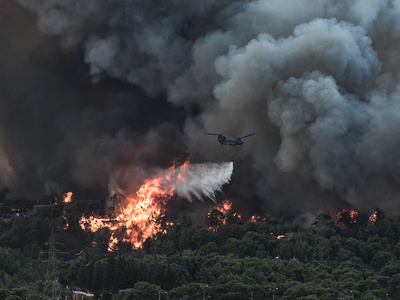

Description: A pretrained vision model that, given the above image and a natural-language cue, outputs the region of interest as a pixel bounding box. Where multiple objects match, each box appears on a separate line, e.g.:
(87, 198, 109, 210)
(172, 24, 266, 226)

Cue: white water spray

(170, 162, 233, 202)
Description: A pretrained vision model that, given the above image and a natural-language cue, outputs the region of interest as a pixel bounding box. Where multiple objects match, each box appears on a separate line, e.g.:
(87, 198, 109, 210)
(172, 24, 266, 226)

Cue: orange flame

(276, 233, 293, 240)
(79, 162, 187, 250)
(61, 195, 72, 229)
(248, 215, 257, 223)
(331, 209, 359, 225)
(214, 200, 232, 215)
(121, 178, 174, 248)
(63, 192, 73, 203)
(63, 221, 69, 230)
(369, 211, 377, 224)
(210, 200, 241, 227)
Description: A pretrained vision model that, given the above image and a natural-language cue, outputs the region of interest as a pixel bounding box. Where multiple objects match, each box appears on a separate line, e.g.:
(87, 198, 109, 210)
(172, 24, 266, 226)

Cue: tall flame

(80, 175, 173, 250)
(121, 176, 174, 248)
(79, 161, 233, 250)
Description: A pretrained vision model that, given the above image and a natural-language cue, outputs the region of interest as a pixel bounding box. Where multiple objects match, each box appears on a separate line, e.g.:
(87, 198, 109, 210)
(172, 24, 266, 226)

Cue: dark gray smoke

(3, 0, 400, 216)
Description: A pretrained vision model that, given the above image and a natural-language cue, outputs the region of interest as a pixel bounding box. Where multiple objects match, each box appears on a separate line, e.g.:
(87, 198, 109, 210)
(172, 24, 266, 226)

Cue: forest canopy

(0, 199, 399, 300)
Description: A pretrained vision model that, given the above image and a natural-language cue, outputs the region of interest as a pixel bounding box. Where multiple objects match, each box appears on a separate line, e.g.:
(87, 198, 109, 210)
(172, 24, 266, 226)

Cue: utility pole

(200, 285, 208, 300)
(157, 289, 167, 300)
(312, 214, 329, 265)
(269, 287, 278, 300)
(43, 228, 61, 300)
(249, 291, 253, 300)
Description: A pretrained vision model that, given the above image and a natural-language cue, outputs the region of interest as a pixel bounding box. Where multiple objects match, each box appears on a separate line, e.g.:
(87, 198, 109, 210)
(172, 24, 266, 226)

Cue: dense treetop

(0, 199, 399, 299)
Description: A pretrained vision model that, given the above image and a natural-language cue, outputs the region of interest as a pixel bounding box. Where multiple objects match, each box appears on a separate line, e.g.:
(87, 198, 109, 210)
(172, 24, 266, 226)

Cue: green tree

(132, 281, 159, 300)
(4, 296, 22, 300)
(372, 251, 395, 269)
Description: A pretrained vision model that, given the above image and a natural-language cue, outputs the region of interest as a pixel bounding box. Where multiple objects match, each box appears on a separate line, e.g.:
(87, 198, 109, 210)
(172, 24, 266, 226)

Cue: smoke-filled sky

(2, 0, 400, 217)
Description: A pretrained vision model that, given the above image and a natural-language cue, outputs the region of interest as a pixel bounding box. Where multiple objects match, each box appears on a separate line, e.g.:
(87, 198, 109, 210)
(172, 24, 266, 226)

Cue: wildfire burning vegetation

(216, 199, 232, 213)
(329, 208, 379, 225)
(73, 158, 380, 252)
(79, 160, 233, 250)
(369, 211, 377, 224)
(80, 174, 174, 250)
(63, 192, 73, 203)
(206, 199, 241, 230)
(330, 209, 359, 225)
(61, 192, 73, 229)
(213, 199, 241, 220)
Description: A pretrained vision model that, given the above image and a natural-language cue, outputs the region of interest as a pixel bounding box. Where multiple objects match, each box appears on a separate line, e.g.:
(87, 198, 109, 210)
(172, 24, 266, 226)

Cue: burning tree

(79, 161, 233, 250)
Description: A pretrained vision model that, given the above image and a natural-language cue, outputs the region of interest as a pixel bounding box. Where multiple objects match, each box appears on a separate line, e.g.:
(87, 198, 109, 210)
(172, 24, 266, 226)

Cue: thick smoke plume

(3, 0, 400, 217)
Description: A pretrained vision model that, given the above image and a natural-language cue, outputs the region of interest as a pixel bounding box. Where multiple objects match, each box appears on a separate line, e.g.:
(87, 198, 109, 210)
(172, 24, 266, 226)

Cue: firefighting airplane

(205, 131, 255, 146)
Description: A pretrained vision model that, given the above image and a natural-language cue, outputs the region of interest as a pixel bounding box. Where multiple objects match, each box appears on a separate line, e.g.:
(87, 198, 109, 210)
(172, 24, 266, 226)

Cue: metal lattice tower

(312, 215, 329, 265)
(43, 228, 61, 300)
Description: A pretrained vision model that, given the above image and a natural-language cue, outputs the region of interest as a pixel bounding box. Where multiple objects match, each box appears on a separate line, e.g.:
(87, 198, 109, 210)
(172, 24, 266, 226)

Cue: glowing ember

(276, 233, 294, 240)
(369, 211, 377, 224)
(63, 192, 73, 203)
(349, 209, 358, 220)
(63, 221, 69, 230)
(249, 215, 257, 223)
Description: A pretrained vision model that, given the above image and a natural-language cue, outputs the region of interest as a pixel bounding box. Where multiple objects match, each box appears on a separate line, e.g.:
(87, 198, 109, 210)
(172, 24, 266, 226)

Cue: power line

(43, 228, 61, 300)
(312, 214, 329, 265)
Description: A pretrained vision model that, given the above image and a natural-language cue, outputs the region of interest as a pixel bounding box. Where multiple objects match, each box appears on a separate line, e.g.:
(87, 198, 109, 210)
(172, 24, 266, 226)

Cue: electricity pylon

(43, 228, 61, 300)
(312, 214, 329, 265)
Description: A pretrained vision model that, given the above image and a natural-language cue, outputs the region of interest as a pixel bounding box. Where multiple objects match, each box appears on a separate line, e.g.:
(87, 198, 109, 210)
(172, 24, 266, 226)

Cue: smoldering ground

(2, 0, 400, 217)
